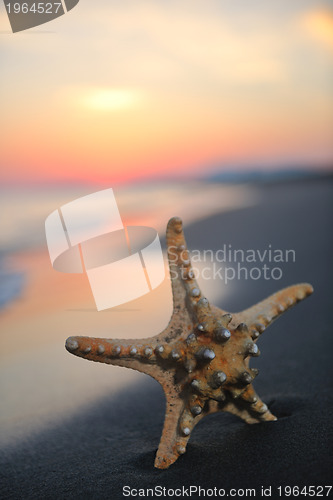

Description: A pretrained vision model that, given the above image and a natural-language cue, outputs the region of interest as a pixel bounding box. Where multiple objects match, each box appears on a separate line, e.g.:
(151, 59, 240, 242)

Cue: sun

(81, 87, 142, 112)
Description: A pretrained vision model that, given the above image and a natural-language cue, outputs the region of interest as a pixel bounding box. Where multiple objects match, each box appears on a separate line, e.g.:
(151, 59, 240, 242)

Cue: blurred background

(0, 0, 332, 457)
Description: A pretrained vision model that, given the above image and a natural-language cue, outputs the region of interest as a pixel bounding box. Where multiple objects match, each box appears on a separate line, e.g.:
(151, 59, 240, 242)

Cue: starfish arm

(154, 393, 186, 469)
(154, 381, 204, 469)
(166, 217, 199, 316)
(222, 398, 276, 424)
(235, 283, 313, 338)
(166, 217, 229, 330)
(221, 385, 277, 424)
(65, 335, 168, 380)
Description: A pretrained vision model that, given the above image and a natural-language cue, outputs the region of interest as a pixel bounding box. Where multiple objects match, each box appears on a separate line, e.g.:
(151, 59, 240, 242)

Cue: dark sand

(1, 179, 332, 499)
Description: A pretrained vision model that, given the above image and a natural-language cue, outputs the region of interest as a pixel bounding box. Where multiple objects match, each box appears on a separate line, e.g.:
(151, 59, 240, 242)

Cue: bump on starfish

(65, 216, 313, 469)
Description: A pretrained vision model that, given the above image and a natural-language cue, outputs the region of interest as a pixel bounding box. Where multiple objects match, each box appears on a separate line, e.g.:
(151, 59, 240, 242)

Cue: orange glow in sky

(0, 1, 332, 184)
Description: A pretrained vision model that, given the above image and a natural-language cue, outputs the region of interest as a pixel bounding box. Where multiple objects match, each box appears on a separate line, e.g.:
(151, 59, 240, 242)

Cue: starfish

(65, 217, 313, 469)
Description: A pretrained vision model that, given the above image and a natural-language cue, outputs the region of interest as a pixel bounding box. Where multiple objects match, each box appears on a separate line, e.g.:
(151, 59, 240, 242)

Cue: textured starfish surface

(66, 217, 313, 469)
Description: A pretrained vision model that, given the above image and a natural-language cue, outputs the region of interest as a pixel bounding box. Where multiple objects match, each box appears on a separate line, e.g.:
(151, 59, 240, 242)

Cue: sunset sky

(0, 0, 332, 185)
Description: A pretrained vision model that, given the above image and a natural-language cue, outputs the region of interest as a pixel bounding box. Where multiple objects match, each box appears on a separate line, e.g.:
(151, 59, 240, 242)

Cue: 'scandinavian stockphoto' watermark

(169, 245, 296, 284)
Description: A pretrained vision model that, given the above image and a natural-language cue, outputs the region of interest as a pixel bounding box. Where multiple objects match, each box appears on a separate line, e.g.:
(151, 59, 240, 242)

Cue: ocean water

(0, 185, 88, 310)
(0, 256, 25, 309)
(0, 181, 257, 310)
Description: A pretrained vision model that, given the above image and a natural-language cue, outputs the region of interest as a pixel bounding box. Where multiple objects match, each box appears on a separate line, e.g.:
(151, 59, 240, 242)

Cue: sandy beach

(0, 178, 332, 498)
